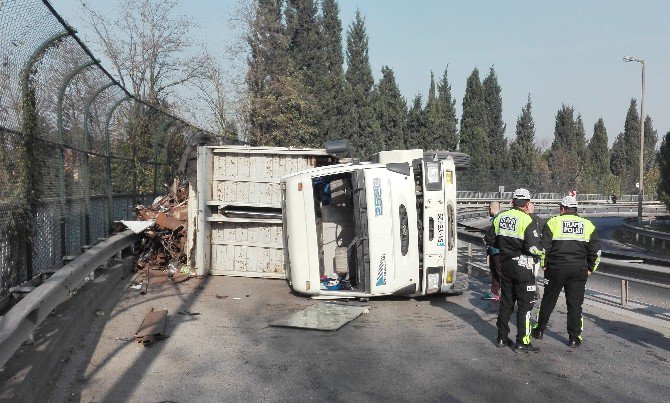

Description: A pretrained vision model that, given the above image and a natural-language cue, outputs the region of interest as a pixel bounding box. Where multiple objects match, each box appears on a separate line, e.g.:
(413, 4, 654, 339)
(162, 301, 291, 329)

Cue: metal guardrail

(457, 227, 670, 308)
(0, 230, 138, 369)
(621, 218, 670, 249)
(456, 192, 657, 202)
(456, 203, 668, 218)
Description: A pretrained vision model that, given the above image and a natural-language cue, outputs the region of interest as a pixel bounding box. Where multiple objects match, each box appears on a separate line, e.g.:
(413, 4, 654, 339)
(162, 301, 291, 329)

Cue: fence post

(83, 82, 115, 232)
(104, 95, 131, 229)
(57, 60, 97, 247)
(155, 118, 174, 197)
(620, 280, 628, 307)
(20, 31, 70, 279)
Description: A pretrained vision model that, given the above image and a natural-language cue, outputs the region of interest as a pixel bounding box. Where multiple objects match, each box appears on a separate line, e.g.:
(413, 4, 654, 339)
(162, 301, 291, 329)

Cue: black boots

(496, 337, 514, 348)
(568, 337, 582, 348)
(514, 342, 540, 353)
(531, 328, 544, 340)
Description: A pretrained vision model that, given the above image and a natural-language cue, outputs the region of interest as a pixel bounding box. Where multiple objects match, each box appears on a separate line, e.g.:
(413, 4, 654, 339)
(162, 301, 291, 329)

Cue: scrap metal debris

(118, 179, 193, 290)
(135, 307, 169, 345)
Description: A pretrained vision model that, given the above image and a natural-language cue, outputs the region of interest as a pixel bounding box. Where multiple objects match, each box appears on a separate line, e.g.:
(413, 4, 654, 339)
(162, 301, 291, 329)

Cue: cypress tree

(549, 104, 585, 190)
(373, 66, 407, 150)
(611, 99, 641, 190)
(643, 115, 659, 171)
(575, 114, 587, 160)
(247, 0, 317, 147)
(422, 71, 441, 149)
(509, 95, 536, 173)
(610, 132, 626, 176)
(657, 131, 670, 209)
(320, 0, 346, 142)
(551, 104, 577, 152)
(623, 99, 641, 172)
(405, 94, 425, 149)
(344, 11, 380, 157)
(482, 67, 507, 169)
(285, 0, 324, 89)
(588, 118, 609, 176)
(459, 68, 489, 170)
(436, 67, 458, 150)
(284, 0, 324, 144)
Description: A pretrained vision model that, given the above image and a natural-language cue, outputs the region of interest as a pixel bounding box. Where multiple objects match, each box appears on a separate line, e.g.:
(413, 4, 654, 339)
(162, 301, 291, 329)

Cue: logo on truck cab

(376, 254, 387, 286)
(373, 178, 383, 216)
(436, 213, 445, 247)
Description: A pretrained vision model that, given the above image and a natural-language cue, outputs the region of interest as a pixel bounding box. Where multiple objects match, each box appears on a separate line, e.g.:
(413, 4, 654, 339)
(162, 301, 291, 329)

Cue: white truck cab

(282, 149, 465, 298)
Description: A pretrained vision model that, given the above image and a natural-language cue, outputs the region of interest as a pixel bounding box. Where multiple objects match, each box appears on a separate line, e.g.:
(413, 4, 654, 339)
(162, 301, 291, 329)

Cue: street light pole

(623, 56, 646, 225)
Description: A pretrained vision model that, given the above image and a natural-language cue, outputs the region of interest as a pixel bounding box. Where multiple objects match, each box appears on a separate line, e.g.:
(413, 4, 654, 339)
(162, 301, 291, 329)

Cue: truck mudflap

(441, 272, 469, 294)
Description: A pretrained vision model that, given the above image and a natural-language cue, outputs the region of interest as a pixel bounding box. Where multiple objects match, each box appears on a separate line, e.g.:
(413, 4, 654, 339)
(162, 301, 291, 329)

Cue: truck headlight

(428, 272, 439, 291)
(426, 162, 439, 184)
(424, 161, 442, 191)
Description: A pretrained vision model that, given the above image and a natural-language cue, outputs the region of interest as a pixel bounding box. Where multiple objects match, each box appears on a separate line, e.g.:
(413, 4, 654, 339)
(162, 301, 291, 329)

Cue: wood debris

(135, 307, 168, 345)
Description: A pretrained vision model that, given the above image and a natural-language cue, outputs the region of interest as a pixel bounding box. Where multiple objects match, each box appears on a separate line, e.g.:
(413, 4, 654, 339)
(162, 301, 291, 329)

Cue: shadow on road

(586, 313, 670, 354)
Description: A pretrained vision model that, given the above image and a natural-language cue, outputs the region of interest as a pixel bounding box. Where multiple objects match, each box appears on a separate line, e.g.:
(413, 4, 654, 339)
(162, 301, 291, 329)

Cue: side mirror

(325, 139, 351, 155)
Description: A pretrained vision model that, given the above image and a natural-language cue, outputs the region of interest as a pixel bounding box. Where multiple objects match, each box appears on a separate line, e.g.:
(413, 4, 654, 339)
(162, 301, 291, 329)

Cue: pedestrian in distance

(486, 188, 544, 352)
(482, 201, 502, 301)
(531, 196, 601, 348)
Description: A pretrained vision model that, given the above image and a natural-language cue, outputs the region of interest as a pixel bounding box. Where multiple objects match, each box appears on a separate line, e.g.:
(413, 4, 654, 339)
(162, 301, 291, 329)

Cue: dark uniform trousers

(496, 259, 536, 344)
(489, 253, 502, 296)
(536, 266, 588, 338)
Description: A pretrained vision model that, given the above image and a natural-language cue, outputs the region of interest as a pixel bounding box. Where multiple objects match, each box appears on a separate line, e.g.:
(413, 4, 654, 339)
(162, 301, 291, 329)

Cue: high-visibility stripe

(522, 311, 532, 344)
(592, 250, 601, 272)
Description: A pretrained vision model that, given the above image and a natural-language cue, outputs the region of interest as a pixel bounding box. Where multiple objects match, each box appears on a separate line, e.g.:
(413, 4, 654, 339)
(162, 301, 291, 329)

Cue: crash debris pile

(131, 180, 191, 288)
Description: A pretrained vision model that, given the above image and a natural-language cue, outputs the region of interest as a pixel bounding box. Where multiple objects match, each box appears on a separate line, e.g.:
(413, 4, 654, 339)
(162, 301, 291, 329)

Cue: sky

(50, 0, 670, 148)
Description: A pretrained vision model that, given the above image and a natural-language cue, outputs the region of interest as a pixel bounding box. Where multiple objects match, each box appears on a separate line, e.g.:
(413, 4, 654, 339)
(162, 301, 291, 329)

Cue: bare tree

(82, 0, 208, 107)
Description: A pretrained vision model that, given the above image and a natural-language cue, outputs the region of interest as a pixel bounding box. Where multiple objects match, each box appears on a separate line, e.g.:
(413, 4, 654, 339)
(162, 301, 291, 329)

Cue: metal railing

(456, 228, 670, 309)
(621, 217, 670, 250)
(0, 229, 138, 369)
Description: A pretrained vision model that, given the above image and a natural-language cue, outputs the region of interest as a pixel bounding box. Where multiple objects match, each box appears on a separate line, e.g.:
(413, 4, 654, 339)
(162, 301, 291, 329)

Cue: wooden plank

(135, 307, 168, 340)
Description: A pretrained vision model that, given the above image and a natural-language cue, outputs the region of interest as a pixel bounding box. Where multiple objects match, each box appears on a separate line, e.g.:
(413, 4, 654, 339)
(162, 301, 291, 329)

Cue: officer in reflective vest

(531, 196, 601, 348)
(487, 188, 544, 352)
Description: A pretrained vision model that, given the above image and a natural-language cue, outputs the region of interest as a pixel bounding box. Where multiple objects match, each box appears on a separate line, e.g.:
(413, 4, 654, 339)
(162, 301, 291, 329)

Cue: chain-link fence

(0, 0, 207, 291)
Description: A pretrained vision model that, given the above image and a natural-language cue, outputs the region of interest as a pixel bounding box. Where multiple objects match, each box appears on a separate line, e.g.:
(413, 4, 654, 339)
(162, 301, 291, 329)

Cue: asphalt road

(8, 260, 667, 402)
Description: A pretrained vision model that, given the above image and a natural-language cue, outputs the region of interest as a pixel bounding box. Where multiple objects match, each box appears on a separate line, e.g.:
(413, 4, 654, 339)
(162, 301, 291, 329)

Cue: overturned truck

(282, 145, 470, 298)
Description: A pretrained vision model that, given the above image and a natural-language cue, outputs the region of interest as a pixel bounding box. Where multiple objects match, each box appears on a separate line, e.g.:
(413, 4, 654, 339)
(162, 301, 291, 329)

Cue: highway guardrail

(0, 230, 139, 369)
(457, 227, 670, 308)
(621, 218, 670, 250)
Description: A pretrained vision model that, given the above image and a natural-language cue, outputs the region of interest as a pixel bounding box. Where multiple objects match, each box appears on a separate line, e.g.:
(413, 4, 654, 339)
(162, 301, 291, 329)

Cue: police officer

(486, 189, 544, 352)
(482, 201, 502, 301)
(531, 196, 601, 347)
